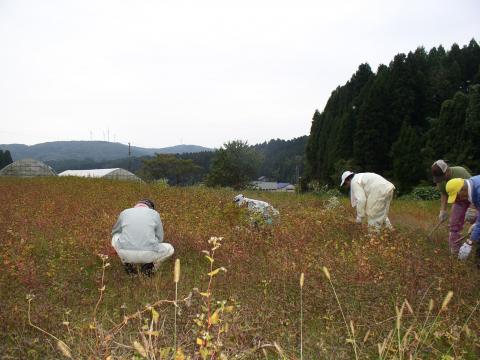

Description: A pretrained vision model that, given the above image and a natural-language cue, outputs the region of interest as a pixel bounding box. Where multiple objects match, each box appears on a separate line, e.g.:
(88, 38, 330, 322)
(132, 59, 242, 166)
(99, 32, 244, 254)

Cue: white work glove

(355, 215, 362, 224)
(438, 210, 448, 222)
(458, 240, 473, 261)
(465, 208, 477, 224)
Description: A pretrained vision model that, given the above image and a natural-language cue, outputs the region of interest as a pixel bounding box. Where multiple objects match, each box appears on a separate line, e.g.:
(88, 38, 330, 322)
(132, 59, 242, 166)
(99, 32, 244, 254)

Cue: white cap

(233, 194, 244, 203)
(432, 160, 448, 183)
(432, 160, 448, 173)
(340, 171, 355, 186)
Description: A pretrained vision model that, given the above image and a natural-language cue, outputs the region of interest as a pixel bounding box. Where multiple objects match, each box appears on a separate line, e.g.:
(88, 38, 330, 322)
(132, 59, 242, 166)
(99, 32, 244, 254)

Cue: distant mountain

(0, 141, 212, 162)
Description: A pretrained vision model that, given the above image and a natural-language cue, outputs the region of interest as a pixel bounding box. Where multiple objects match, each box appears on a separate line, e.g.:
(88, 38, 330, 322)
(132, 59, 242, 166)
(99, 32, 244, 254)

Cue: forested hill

(0, 141, 211, 162)
(253, 136, 307, 183)
(40, 137, 308, 184)
(306, 39, 480, 192)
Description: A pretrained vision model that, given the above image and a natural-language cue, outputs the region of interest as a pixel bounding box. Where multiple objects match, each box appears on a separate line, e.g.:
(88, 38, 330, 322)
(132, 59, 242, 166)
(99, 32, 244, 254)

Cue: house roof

(251, 181, 295, 190)
(59, 168, 119, 177)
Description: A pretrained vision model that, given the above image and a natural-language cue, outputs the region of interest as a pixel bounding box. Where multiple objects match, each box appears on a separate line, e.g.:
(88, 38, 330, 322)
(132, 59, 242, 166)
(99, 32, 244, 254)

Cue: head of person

(135, 199, 155, 209)
(431, 160, 450, 183)
(340, 171, 355, 188)
(446, 178, 468, 204)
(233, 194, 245, 205)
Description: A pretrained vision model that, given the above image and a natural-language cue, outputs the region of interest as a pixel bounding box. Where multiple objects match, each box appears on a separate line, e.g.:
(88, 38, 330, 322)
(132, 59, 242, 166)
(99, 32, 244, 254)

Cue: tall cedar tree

(0, 150, 13, 169)
(391, 123, 425, 193)
(306, 39, 480, 191)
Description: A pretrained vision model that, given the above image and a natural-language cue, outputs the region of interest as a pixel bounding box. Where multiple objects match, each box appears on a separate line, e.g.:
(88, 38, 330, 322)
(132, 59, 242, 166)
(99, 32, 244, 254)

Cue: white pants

(112, 234, 174, 269)
(366, 188, 394, 230)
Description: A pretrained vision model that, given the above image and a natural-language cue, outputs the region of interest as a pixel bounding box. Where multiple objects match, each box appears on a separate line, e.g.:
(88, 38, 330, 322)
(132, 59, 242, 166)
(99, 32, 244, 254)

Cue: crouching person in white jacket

(340, 171, 395, 231)
(234, 194, 279, 225)
(111, 199, 174, 276)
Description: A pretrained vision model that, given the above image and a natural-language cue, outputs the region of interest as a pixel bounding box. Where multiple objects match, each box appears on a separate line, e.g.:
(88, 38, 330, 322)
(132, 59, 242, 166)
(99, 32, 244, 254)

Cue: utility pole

(128, 142, 131, 171)
(294, 155, 302, 184)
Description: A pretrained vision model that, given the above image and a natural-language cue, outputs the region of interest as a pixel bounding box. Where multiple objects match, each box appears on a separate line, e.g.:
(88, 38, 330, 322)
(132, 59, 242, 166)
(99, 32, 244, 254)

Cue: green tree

(306, 39, 480, 189)
(354, 65, 390, 173)
(206, 140, 262, 189)
(253, 136, 307, 183)
(141, 154, 201, 185)
(0, 150, 13, 169)
(391, 122, 425, 193)
(305, 63, 373, 183)
(463, 84, 480, 172)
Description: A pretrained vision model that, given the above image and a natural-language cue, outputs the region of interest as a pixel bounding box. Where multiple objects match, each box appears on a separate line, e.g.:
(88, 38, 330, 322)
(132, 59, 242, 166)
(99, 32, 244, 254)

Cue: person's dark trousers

(124, 263, 138, 275)
(141, 263, 154, 276)
(124, 262, 155, 276)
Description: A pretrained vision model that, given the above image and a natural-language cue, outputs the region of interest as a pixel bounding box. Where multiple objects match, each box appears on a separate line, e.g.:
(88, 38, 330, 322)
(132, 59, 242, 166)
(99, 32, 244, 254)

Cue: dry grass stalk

(174, 258, 181, 356)
(27, 296, 73, 358)
(322, 266, 358, 360)
(300, 272, 304, 360)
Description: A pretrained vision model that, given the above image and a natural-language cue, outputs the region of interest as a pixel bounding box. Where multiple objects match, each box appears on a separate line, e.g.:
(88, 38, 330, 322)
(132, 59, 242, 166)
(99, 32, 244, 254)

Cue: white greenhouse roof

(59, 168, 119, 177)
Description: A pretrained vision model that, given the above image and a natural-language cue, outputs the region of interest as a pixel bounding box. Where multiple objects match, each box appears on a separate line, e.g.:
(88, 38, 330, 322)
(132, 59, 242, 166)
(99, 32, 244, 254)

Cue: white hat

(340, 171, 355, 186)
(233, 194, 244, 203)
(432, 160, 448, 183)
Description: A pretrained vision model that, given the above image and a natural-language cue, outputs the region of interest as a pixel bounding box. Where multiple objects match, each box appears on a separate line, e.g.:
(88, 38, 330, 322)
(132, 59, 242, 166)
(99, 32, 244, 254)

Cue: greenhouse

(0, 158, 57, 177)
(59, 168, 142, 182)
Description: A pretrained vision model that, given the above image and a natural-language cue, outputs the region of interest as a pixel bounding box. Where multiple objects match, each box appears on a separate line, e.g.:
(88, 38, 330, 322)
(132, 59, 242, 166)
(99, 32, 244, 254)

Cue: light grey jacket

(111, 207, 164, 252)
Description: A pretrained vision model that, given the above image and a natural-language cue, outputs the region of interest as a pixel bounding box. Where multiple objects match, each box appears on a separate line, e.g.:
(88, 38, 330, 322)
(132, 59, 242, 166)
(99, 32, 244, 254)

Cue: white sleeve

(351, 181, 367, 218)
(111, 213, 123, 236)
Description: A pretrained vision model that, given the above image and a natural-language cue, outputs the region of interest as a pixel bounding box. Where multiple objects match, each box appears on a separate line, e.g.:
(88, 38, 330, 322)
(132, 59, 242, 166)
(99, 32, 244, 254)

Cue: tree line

(39, 137, 307, 188)
(305, 39, 480, 193)
(140, 137, 307, 188)
(0, 150, 13, 169)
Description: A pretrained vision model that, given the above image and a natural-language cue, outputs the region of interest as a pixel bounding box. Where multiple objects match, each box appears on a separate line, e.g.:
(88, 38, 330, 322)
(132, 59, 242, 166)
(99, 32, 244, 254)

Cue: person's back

(354, 172, 395, 196)
(111, 199, 174, 276)
(341, 171, 395, 230)
(469, 175, 480, 206)
(113, 207, 163, 252)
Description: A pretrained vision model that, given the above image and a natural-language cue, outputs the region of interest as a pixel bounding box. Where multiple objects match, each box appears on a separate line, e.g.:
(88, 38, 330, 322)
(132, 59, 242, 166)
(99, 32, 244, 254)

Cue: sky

(0, 0, 478, 149)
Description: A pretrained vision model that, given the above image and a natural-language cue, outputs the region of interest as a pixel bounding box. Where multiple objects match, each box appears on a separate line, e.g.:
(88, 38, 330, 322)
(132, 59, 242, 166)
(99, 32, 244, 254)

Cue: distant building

(257, 176, 271, 182)
(250, 180, 295, 192)
(0, 158, 56, 177)
(59, 168, 142, 182)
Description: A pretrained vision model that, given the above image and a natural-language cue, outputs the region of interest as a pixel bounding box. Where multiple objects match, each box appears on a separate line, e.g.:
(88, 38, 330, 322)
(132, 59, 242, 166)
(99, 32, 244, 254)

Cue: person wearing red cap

(431, 160, 476, 254)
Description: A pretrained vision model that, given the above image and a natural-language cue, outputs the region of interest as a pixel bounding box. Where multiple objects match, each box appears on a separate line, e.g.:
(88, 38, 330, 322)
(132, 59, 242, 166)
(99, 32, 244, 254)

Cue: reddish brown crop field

(0, 177, 479, 359)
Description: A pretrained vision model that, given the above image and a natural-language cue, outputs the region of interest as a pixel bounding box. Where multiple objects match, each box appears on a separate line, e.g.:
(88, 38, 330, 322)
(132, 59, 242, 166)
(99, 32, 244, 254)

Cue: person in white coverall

(111, 199, 174, 276)
(234, 194, 279, 224)
(340, 171, 395, 230)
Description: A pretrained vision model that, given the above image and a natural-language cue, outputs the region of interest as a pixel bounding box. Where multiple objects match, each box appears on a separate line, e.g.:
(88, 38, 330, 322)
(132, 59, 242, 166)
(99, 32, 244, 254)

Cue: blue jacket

(468, 175, 480, 242)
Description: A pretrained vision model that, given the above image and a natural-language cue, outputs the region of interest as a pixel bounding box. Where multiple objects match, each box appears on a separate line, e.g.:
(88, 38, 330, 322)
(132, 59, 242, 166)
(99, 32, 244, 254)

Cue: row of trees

(139, 137, 307, 188)
(0, 150, 13, 169)
(306, 39, 480, 192)
(43, 136, 306, 188)
(139, 141, 261, 188)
